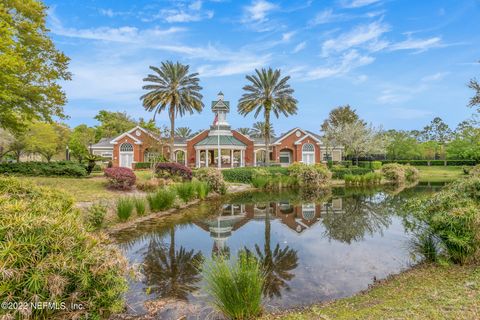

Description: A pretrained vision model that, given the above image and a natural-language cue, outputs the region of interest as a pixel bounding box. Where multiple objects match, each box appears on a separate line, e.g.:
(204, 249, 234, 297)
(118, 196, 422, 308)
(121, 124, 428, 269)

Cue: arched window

(302, 143, 315, 165)
(302, 203, 316, 220)
(120, 142, 133, 152)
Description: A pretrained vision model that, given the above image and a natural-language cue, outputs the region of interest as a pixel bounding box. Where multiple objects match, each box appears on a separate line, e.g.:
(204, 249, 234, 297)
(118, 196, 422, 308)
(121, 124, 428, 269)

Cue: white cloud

(196, 54, 271, 77)
(282, 31, 295, 42)
(305, 50, 374, 80)
(341, 0, 383, 9)
(310, 9, 345, 25)
(421, 72, 449, 82)
(293, 41, 306, 53)
(389, 37, 443, 53)
(321, 21, 390, 56)
(161, 9, 214, 23)
(245, 0, 277, 21)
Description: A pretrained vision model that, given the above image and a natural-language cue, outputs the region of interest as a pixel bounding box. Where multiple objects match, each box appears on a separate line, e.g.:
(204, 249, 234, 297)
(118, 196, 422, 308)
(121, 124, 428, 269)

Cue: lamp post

(89, 142, 93, 155)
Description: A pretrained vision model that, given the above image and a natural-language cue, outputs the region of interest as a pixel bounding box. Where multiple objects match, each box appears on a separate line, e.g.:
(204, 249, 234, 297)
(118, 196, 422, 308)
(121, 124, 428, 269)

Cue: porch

(195, 147, 246, 168)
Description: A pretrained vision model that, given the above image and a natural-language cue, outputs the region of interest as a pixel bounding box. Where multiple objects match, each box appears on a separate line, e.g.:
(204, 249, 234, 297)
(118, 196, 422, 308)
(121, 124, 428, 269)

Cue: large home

(91, 92, 343, 169)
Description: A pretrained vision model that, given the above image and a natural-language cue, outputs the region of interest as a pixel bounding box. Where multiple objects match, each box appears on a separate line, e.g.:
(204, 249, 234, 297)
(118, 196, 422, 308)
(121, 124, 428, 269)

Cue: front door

(120, 152, 133, 168)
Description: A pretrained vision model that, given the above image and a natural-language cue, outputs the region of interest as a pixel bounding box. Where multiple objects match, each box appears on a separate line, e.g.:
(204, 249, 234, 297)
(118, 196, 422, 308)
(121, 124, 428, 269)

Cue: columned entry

(195, 147, 246, 168)
(119, 142, 134, 168)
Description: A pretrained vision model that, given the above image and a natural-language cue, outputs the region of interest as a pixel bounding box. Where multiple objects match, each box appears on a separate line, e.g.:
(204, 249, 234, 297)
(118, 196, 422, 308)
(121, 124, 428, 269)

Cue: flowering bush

(194, 167, 227, 194)
(155, 162, 192, 181)
(104, 167, 136, 190)
(288, 163, 332, 188)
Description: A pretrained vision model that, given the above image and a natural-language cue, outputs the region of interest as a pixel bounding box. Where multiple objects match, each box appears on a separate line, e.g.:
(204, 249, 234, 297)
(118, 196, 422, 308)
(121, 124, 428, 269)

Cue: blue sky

(45, 0, 480, 134)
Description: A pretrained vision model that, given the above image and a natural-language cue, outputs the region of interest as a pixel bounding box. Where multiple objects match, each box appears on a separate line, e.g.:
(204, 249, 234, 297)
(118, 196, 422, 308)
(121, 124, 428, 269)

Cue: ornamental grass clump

(146, 188, 177, 212)
(85, 202, 108, 230)
(134, 197, 147, 216)
(175, 182, 196, 203)
(117, 197, 135, 221)
(193, 180, 210, 200)
(0, 177, 127, 319)
(202, 252, 264, 320)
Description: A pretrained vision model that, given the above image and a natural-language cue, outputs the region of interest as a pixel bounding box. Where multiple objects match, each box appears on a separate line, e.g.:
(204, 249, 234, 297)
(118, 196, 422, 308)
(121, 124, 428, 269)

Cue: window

(101, 152, 113, 159)
(120, 143, 133, 152)
(302, 203, 316, 220)
(279, 151, 291, 164)
(302, 143, 315, 165)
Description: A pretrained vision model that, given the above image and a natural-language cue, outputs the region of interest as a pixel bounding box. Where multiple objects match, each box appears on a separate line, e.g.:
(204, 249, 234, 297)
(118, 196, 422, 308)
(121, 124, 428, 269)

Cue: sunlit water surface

(111, 183, 443, 319)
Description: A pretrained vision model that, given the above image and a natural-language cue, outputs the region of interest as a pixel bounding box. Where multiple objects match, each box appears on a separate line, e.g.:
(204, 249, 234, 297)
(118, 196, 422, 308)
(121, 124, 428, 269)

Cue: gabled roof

(196, 135, 246, 146)
(110, 132, 142, 144)
(294, 132, 322, 145)
(127, 126, 161, 141)
(272, 127, 307, 144)
(232, 129, 254, 141)
(91, 138, 114, 149)
(211, 99, 230, 111)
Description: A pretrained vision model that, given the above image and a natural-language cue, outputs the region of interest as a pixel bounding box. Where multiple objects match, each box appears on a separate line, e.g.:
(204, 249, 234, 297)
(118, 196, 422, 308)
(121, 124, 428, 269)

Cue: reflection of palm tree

(247, 209, 298, 298)
(143, 226, 203, 300)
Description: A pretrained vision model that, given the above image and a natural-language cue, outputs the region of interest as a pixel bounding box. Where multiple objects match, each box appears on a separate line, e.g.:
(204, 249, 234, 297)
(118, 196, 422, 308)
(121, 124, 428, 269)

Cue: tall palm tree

(252, 121, 275, 139)
(141, 61, 203, 160)
(236, 127, 253, 136)
(238, 68, 297, 165)
(175, 126, 193, 138)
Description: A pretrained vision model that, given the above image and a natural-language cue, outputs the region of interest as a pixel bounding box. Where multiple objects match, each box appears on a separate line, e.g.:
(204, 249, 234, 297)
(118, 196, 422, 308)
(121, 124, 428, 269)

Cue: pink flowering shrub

(104, 167, 136, 190)
(155, 162, 192, 181)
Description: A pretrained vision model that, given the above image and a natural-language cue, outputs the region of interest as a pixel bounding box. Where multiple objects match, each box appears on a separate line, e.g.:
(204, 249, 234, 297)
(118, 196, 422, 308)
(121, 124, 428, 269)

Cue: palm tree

(175, 126, 193, 138)
(236, 127, 253, 136)
(252, 121, 275, 139)
(238, 68, 297, 165)
(142, 226, 204, 300)
(141, 61, 204, 160)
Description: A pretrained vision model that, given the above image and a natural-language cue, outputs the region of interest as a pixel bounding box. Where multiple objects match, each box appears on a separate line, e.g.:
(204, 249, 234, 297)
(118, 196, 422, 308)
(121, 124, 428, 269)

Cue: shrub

(202, 252, 264, 320)
(345, 172, 382, 186)
(331, 165, 372, 179)
(288, 163, 331, 188)
(104, 167, 136, 190)
(85, 202, 108, 230)
(136, 179, 162, 192)
(117, 197, 135, 221)
(381, 163, 406, 184)
(406, 177, 480, 264)
(0, 177, 127, 318)
(0, 161, 87, 177)
(175, 182, 196, 203)
(252, 175, 270, 188)
(133, 162, 152, 170)
(134, 197, 147, 216)
(194, 167, 227, 194)
(469, 164, 480, 177)
(222, 167, 289, 184)
(146, 188, 177, 212)
(404, 164, 420, 182)
(155, 162, 192, 181)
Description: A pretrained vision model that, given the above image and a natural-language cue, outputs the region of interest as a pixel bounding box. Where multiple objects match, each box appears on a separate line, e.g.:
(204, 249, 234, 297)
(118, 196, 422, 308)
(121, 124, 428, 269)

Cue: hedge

(222, 167, 289, 183)
(331, 166, 373, 179)
(133, 162, 152, 169)
(358, 161, 382, 170)
(0, 161, 87, 177)
(381, 160, 477, 166)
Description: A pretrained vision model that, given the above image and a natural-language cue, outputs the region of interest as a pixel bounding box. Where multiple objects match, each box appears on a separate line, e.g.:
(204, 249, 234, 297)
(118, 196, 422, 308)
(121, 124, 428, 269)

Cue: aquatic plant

(117, 197, 135, 221)
(147, 188, 177, 211)
(176, 182, 196, 203)
(193, 180, 210, 200)
(202, 251, 264, 320)
(134, 197, 147, 216)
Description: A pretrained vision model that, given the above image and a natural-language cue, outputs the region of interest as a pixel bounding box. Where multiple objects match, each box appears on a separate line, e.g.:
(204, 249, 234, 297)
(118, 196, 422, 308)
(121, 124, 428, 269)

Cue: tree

(251, 121, 275, 139)
(422, 117, 452, 160)
(141, 61, 204, 160)
(238, 68, 297, 165)
(447, 119, 480, 160)
(8, 133, 28, 162)
(385, 130, 423, 160)
(68, 125, 96, 162)
(94, 110, 137, 141)
(0, 0, 71, 133)
(236, 127, 253, 136)
(175, 127, 192, 138)
(26, 122, 62, 162)
(469, 79, 480, 110)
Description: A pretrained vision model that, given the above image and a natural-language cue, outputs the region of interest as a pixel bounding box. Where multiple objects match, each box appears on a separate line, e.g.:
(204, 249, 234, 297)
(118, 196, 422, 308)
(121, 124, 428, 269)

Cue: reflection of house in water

(195, 198, 345, 253)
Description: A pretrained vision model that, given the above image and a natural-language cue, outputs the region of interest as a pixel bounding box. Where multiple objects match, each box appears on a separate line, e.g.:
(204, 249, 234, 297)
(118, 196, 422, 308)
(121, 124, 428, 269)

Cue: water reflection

(112, 185, 442, 318)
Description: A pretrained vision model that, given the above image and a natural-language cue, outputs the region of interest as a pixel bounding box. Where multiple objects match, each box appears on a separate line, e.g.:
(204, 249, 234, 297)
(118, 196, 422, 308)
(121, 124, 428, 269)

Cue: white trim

(127, 126, 161, 142)
(232, 130, 253, 141)
(90, 146, 113, 150)
(110, 132, 142, 145)
(195, 145, 246, 150)
(294, 133, 322, 145)
(273, 127, 307, 145)
(187, 129, 208, 141)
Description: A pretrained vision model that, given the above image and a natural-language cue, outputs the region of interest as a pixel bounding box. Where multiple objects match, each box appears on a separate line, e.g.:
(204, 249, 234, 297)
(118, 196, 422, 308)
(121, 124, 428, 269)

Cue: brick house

(91, 92, 343, 168)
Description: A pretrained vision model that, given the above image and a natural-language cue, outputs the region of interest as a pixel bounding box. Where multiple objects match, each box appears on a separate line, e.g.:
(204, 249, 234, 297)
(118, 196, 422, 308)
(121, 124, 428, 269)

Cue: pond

(111, 183, 444, 319)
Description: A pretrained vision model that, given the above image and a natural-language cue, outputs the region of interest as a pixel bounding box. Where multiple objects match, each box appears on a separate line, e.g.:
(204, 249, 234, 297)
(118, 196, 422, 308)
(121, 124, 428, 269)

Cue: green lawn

(265, 263, 479, 320)
(416, 166, 466, 182)
(16, 171, 154, 202)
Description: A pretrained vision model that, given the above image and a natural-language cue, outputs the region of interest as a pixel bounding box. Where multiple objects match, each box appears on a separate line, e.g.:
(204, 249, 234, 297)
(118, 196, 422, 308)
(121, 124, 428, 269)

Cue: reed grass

(146, 188, 177, 212)
(116, 197, 135, 221)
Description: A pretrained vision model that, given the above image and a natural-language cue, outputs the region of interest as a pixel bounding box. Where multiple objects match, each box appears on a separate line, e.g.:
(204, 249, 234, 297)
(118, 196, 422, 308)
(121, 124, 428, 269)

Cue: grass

(264, 263, 479, 320)
(116, 197, 135, 221)
(202, 252, 264, 320)
(415, 166, 465, 182)
(133, 197, 147, 216)
(146, 188, 177, 212)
